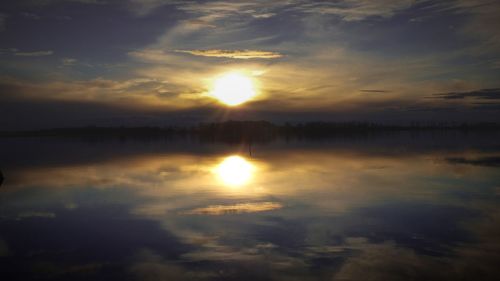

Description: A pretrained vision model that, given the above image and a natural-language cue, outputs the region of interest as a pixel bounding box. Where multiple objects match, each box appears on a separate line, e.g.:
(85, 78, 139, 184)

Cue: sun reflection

(215, 155, 254, 186)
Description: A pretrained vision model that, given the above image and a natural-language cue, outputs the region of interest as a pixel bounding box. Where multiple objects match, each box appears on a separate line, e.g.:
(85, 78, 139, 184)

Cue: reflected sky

(1, 135, 500, 280)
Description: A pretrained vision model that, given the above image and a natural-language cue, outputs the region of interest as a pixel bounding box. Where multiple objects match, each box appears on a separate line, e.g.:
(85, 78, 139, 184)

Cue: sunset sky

(1, 0, 500, 129)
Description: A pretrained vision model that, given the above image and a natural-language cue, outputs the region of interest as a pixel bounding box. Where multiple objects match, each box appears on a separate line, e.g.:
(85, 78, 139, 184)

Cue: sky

(1, 0, 500, 129)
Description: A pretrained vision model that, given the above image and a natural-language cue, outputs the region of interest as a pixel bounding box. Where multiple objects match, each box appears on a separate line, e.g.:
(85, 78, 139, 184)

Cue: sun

(215, 155, 254, 186)
(211, 72, 256, 106)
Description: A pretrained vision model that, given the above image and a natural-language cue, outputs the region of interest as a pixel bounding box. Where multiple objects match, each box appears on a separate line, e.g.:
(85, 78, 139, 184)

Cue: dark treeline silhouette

(1, 121, 499, 142)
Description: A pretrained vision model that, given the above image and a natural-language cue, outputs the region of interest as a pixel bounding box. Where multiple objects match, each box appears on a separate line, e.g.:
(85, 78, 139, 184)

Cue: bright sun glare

(211, 73, 256, 106)
(215, 155, 254, 186)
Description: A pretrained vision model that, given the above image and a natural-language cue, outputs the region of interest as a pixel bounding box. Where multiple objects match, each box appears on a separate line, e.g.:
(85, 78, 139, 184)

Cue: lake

(1, 132, 500, 280)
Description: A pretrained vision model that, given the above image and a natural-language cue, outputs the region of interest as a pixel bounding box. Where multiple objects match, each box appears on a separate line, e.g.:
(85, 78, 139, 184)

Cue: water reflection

(0, 136, 500, 280)
(183, 202, 282, 215)
(214, 155, 255, 187)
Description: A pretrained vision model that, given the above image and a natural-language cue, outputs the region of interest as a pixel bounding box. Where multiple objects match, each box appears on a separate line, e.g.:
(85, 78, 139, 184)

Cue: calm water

(1, 133, 500, 280)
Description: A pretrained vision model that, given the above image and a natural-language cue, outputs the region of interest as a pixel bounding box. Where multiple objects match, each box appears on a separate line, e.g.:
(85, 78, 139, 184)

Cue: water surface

(1, 133, 500, 280)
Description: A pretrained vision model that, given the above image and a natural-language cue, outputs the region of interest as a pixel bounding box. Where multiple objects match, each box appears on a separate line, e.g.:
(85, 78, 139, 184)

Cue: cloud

(432, 88, 500, 100)
(333, 211, 500, 281)
(127, 0, 185, 16)
(252, 13, 276, 19)
(0, 76, 175, 106)
(128, 49, 172, 63)
(169, 1, 414, 23)
(16, 211, 56, 220)
(0, 48, 17, 55)
(14, 50, 54, 57)
(333, 242, 443, 281)
(182, 202, 283, 215)
(0, 48, 54, 57)
(21, 12, 41, 20)
(183, 19, 217, 28)
(446, 157, 500, 167)
(360, 89, 391, 93)
(0, 239, 8, 257)
(34, 0, 108, 5)
(175, 49, 283, 59)
(168, 0, 417, 23)
(176, 1, 273, 18)
(293, 0, 415, 21)
(62, 58, 78, 65)
(428, 0, 500, 53)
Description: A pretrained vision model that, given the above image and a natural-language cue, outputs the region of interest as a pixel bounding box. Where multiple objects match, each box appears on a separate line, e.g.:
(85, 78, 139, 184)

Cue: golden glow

(215, 155, 254, 186)
(211, 73, 256, 106)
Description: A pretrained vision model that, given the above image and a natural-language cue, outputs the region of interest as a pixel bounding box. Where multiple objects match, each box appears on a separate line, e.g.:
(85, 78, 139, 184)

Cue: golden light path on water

(214, 155, 255, 186)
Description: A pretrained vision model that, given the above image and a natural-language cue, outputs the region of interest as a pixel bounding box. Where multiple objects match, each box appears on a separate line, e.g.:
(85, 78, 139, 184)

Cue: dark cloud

(432, 88, 500, 100)
(447, 156, 500, 167)
(403, 106, 457, 112)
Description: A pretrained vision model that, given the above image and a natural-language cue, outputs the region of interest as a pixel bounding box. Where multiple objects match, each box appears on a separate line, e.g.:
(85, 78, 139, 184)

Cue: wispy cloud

(128, 49, 174, 63)
(127, 0, 185, 16)
(62, 58, 78, 66)
(0, 76, 175, 107)
(292, 0, 415, 21)
(21, 12, 41, 20)
(14, 50, 54, 57)
(183, 19, 217, 28)
(427, 0, 500, 52)
(0, 48, 54, 57)
(0, 48, 17, 55)
(360, 89, 391, 93)
(252, 13, 276, 19)
(175, 49, 283, 59)
(143, 0, 415, 22)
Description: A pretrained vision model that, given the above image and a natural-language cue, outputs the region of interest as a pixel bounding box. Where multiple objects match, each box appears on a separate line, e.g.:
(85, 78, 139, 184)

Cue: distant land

(1, 121, 500, 142)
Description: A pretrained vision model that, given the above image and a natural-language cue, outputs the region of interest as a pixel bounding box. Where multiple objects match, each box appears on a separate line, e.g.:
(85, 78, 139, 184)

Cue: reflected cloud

(0, 239, 8, 257)
(182, 202, 282, 215)
(16, 211, 56, 220)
